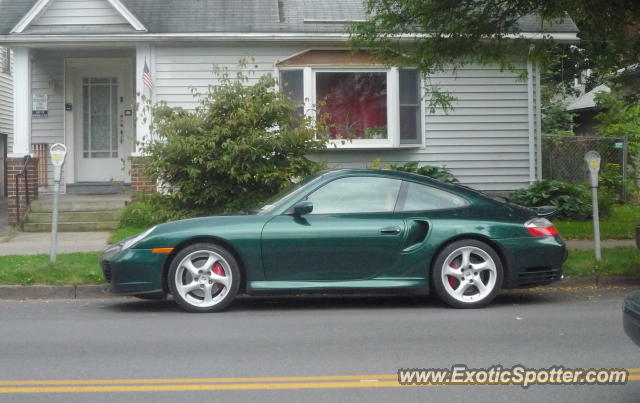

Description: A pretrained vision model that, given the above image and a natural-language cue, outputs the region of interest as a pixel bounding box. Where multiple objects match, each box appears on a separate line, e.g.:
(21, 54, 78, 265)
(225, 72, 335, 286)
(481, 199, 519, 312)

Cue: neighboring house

(566, 84, 611, 136)
(0, 46, 12, 198)
(0, 0, 579, 197)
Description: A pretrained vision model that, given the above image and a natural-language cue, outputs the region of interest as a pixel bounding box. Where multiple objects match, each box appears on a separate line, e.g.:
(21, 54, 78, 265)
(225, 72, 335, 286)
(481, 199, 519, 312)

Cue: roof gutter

(0, 31, 579, 45)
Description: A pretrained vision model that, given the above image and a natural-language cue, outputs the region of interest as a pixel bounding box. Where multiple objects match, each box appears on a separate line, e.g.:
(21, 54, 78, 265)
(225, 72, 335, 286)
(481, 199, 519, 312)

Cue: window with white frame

(0, 48, 10, 75)
(279, 62, 423, 148)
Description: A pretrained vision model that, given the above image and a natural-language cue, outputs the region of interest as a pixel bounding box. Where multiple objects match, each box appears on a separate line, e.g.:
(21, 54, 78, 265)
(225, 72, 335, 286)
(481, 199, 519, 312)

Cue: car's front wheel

(168, 243, 240, 313)
(432, 239, 503, 308)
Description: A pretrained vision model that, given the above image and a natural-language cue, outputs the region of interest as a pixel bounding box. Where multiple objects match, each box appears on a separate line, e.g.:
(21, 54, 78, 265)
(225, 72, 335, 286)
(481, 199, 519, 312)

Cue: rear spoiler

(531, 206, 558, 219)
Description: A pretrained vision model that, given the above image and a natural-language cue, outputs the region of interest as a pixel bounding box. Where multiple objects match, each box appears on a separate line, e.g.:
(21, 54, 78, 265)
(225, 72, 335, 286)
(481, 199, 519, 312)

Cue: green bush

(140, 64, 326, 215)
(119, 193, 193, 228)
(509, 179, 615, 221)
(599, 163, 636, 202)
(370, 159, 459, 184)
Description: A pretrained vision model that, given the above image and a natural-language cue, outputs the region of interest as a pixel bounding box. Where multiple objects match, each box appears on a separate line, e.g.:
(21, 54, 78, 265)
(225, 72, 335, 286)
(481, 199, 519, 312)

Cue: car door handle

(379, 226, 401, 235)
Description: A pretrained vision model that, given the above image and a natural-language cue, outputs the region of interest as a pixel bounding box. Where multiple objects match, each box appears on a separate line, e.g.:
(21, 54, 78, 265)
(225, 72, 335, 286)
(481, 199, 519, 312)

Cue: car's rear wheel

(432, 239, 503, 308)
(168, 243, 240, 313)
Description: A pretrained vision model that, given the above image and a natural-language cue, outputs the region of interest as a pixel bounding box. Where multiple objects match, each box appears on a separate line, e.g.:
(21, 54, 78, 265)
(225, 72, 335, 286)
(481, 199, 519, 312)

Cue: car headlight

(121, 226, 157, 250)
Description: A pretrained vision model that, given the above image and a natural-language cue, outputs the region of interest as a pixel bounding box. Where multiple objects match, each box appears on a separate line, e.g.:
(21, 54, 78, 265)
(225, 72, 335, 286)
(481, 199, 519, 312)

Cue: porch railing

(31, 143, 49, 186)
(15, 155, 31, 227)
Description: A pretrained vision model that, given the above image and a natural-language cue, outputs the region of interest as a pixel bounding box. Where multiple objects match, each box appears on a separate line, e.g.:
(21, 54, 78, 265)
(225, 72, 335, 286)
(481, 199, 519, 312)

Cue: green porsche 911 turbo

(101, 169, 567, 312)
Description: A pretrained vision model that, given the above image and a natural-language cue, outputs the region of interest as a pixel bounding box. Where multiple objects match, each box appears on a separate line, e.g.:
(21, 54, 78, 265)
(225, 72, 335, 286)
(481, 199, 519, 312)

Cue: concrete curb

(0, 284, 112, 300)
(542, 276, 640, 288)
(1, 277, 640, 300)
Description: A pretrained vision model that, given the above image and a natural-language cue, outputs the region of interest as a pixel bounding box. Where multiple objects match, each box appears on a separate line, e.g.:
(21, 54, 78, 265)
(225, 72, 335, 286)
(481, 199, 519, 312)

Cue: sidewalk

(565, 239, 636, 250)
(0, 232, 110, 256)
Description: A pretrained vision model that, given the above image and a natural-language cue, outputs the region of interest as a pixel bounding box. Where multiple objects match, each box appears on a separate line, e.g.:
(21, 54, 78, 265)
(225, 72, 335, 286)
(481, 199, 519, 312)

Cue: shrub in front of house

(140, 68, 327, 215)
(369, 159, 459, 184)
(119, 193, 192, 228)
(509, 179, 615, 221)
(388, 161, 459, 184)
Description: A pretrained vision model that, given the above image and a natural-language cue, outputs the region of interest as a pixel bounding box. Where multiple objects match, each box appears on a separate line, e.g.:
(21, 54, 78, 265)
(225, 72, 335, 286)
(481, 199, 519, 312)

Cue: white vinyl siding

(155, 45, 307, 110)
(32, 0, 128, 26)
(31, 53, 64, 145)
(151, 46, 538, 191)
(0, 48, 12, 149)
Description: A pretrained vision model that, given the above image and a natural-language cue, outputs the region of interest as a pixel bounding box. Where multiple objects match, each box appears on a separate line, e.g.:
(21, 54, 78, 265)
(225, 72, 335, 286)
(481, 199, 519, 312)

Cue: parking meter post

(50, 177, 60, 264)
(49, 144, 67, 265)
(584, 151, 602, 262)
(591, 186, 601, 261)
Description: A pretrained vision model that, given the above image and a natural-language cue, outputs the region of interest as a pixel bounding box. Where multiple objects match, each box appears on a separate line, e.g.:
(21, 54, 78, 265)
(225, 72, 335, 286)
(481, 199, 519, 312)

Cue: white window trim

(277, 65, 424, 149)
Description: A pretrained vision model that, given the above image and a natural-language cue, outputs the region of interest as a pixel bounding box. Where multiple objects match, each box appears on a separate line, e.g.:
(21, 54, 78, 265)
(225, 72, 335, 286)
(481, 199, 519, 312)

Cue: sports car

(101, 169, 567, 312)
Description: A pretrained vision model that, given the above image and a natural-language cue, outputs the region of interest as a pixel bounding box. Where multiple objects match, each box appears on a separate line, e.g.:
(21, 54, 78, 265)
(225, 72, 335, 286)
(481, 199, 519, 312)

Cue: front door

(74, 65, 133, 182)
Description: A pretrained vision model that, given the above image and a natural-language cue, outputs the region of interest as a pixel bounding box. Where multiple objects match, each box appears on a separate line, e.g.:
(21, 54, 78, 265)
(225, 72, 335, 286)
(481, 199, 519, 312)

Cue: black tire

(431, 239, 503, 309)
(168, 243, 241, 313)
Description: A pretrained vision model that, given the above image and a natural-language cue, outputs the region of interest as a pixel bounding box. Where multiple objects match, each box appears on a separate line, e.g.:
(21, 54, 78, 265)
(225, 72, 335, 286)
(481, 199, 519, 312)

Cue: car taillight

(525, 217, 559, 237)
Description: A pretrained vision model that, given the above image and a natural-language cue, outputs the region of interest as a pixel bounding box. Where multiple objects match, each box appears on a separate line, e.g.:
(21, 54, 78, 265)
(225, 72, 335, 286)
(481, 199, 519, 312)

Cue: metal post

(622, 136, 628, 201)
(49, 177, 60, 264)
(584, 151, 602, 262)
(48, 144, 67, 265)
(591, 185, 601, 261)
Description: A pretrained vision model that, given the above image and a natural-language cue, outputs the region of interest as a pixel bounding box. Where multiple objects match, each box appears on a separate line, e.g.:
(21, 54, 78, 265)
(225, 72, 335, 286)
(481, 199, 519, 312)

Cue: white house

(0, 0, 579, 203)
(0, 46, 11, 198)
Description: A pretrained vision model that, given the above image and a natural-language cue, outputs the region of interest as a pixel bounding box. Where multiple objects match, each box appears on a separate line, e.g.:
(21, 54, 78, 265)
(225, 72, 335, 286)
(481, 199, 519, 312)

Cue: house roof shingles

(0, 0, 579, 35)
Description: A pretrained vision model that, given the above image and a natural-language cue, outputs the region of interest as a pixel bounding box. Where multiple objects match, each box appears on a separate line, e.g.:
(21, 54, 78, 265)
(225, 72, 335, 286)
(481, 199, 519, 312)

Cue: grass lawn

(108, 226, 147, 244)
(564, 247, 640, 277)
(0, 252, 104, 285)
(555, 204, 640, 240)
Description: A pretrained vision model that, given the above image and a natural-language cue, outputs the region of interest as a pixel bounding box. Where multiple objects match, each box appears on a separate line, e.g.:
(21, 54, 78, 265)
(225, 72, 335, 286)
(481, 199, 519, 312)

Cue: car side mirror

(293, 201, 313, 216)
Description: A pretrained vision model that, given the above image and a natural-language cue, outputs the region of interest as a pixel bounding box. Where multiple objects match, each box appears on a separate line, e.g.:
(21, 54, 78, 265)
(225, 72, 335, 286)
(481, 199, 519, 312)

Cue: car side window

(306, 176, 402, 214)
(400, 182, 468, 212)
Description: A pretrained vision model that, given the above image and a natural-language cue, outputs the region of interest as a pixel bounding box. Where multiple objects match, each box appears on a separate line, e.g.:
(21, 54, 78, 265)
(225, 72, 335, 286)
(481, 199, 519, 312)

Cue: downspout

(535, 63, 543, 181)
(527, 61, 536, 184)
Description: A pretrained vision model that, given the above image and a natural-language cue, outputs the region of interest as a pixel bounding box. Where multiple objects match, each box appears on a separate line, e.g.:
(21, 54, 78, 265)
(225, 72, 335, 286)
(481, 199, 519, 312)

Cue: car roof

(321, 168, 443, 185)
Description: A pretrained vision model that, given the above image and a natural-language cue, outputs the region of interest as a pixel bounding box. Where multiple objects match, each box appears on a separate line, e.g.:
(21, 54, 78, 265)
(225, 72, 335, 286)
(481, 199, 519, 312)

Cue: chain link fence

(541, 135, 628, 198)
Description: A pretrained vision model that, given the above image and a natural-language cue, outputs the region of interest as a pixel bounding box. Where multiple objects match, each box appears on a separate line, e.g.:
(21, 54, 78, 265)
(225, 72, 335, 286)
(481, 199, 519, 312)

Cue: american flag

(142, 60, 153, 90)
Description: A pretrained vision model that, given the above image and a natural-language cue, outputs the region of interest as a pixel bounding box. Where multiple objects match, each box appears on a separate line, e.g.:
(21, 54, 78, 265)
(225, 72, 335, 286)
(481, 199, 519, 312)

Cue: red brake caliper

(212, 263, 225, 291)
(448, 261, 458, 288)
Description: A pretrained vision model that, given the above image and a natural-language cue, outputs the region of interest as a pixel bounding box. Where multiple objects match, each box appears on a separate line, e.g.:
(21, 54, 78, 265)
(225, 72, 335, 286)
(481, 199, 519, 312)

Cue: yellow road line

(0, 374, 396, 386)
(0, 372, 636, 394)
(0, 381, 403, 394)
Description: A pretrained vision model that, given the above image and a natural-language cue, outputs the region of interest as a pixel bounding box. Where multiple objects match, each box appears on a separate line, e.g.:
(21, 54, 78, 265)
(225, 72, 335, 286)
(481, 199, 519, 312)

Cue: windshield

(257, 172, 326, 215)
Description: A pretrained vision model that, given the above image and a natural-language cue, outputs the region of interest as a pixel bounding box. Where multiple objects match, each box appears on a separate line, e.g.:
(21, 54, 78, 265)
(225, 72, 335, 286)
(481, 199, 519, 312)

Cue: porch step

(22, 194, 129, 232)
(22, 222, 119, 232)
(67, 182, 131, 195)
(29, 198, 127, 213)
(26, 210, 122, 223)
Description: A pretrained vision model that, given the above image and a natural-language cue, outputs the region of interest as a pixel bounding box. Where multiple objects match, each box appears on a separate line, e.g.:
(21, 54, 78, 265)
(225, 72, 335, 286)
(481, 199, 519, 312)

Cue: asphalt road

(0, 286, 638, 402)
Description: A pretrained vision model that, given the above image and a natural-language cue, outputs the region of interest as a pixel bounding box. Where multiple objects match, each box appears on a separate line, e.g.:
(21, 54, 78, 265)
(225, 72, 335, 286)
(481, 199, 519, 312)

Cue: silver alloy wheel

(174, 250, 232, 308)
(441, 246, 497, 303)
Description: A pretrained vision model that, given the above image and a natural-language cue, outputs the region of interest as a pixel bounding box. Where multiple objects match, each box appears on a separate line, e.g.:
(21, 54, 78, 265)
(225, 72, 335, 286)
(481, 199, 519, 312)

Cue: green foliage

(369, 159, 459, 184)
(563, 247, 640, 277)
(509, 179, 614, 220)
(119, 193, 192, 228)
(140, 64, 326, 214)
(0, 253, 103, 285)
(599, 163, 635, 203)
(541, 97, 576, 136)
(556, 204, 640, 240)
(595, 92, 640, 155)
(350, 0, 640, 110)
